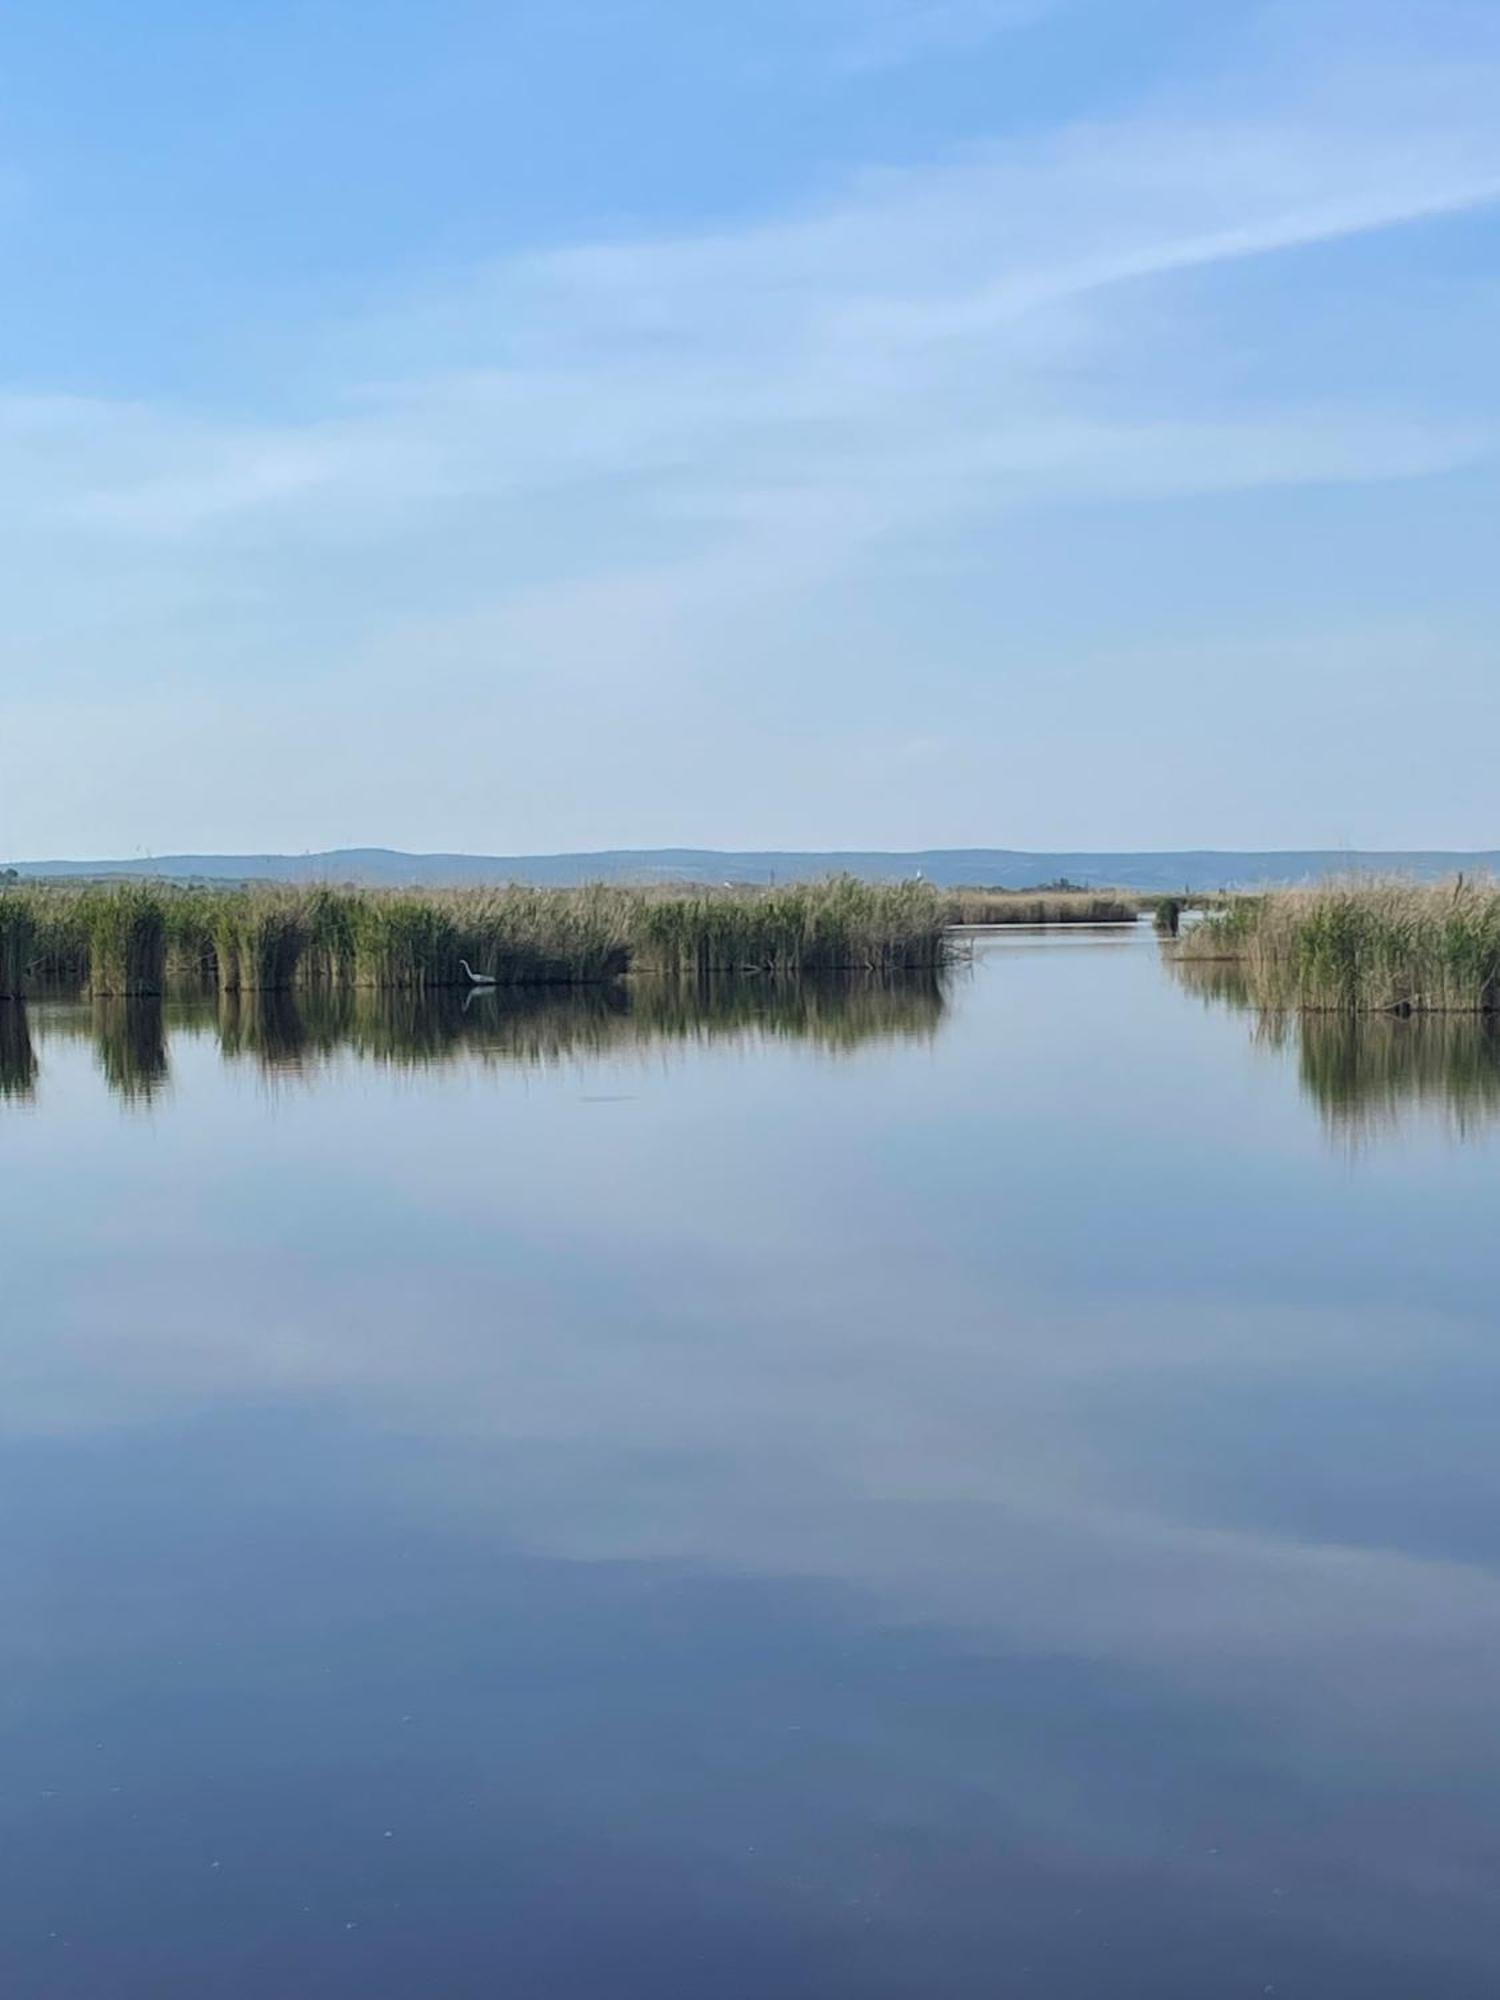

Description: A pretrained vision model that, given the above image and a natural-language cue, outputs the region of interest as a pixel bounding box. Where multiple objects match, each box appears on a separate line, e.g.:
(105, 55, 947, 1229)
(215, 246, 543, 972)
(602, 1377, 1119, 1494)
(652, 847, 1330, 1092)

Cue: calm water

(5, 929, 1500, 1997)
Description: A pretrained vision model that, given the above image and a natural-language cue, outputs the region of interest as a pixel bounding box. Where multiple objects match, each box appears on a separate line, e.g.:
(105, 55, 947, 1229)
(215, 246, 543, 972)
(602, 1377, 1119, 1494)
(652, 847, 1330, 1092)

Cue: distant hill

(8, 847, 1499, 892)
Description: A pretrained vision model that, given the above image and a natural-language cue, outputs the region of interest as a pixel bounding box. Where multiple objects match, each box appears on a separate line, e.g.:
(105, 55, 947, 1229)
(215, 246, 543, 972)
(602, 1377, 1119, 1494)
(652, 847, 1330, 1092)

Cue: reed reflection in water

(22, 971, 948, 1100)
(91, 997, 171, 1105)
(0, 1000, 36, 1102)
(1170, 953, 1500, 1140)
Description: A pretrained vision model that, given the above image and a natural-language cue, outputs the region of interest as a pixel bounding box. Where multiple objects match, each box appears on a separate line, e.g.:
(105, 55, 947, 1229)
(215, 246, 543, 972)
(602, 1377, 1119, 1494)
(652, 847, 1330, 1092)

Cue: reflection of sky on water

(5, 936, 1500, 1994)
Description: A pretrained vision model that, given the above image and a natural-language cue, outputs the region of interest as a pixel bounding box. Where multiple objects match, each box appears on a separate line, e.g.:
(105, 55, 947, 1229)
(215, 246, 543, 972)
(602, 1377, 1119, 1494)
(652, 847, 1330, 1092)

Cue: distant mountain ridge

(8, 847, 1499, 892)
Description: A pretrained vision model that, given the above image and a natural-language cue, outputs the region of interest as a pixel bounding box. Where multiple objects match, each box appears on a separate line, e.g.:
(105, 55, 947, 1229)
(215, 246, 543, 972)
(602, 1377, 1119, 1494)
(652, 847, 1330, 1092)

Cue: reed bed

(947, 888, 1138, 926)
(0, 892, 37, 998)
(350, 886, 633, 990)
(633, 877, 948, 975)
(8, 883, 166, 991)
(0, 877, 951, 1001)
(302, 887, 359, 987)
(79, 885, 167, 996)
(1177, 879, 1500, 1012)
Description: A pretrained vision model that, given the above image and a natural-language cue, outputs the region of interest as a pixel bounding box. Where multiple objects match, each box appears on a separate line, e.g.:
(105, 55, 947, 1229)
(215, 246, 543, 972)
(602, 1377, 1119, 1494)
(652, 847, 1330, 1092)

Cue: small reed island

(947, 888, 1138, 926)
(1176, 878, 1500, 1013)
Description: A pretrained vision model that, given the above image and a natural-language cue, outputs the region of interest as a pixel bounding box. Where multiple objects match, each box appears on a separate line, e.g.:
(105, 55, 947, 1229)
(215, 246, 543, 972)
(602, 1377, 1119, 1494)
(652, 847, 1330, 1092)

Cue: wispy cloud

(2, 0, 1498, 850)
(44, 37, 1500, 556)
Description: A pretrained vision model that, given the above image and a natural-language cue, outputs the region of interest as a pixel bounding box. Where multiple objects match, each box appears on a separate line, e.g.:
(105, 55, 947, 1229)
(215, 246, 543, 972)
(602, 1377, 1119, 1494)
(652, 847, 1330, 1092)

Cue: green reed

(80, 885, 168, 996)
(350, 896, 459, 989)
(219, 900, 310, 991)
(632, 877, 948, 976)
(301, 887, 359, 986)
(0, 892, 38, 998)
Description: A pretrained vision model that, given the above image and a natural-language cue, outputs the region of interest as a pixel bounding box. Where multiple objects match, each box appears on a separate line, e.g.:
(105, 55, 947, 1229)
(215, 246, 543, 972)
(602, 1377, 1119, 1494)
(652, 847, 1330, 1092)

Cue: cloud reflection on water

(7, 939, 1500, 1988)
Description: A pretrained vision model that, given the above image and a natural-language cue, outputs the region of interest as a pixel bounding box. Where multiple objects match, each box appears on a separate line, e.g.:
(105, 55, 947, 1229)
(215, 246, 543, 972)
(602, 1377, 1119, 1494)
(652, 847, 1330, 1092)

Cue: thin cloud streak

(43, 54, 1500, 548)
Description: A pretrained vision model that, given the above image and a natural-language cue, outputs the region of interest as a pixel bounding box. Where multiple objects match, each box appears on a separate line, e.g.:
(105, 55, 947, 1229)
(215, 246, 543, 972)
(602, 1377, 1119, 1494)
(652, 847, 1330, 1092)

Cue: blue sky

(2, 0, 1497, 858)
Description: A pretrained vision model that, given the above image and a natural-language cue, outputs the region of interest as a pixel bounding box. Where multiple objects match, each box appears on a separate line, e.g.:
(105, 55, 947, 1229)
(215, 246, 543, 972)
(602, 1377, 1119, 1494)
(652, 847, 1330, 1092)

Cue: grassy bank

(1176, 879, 1500, 1012)
(1, 877, 951, 997)
(947, 888, 1137, 926)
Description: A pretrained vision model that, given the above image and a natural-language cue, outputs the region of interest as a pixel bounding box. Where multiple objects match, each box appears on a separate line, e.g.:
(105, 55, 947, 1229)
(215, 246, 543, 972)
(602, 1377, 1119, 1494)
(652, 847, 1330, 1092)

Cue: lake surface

(5, 927, 1500, 1997)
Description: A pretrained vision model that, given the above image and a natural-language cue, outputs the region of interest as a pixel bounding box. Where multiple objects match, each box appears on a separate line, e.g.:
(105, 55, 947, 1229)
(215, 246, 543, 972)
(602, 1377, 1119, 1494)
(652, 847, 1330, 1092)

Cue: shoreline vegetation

(1175, 878, 1500, 1013)
(947, 888, 1138, 926)
(0, 878, 955, 998)
(0, 877, 1159, 1001)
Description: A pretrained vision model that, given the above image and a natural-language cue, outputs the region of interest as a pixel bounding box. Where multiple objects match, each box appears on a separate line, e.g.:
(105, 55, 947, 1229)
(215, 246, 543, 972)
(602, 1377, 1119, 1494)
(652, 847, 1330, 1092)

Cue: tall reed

(81, 886, 167, 996)
(632, 876, 948, 975)
(6, 876, 952, 993)
(28, 889, 94, 988)
(217, 898, 310, 991)
(0, 893, 37, 998)
(155, 889, 215, 986)
(351, 896, 460, 990)
(447, 885, 632, 986)
(301, 887, 359, 986)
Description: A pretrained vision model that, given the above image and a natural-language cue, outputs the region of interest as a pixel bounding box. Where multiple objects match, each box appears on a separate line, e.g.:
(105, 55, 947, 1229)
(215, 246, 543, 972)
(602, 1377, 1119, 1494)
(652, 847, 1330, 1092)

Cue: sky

(1, 0, 1497, 860)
